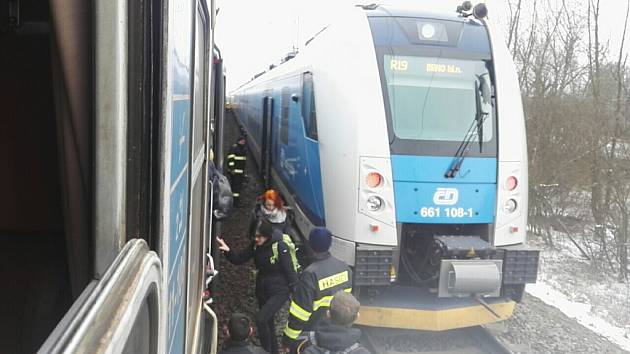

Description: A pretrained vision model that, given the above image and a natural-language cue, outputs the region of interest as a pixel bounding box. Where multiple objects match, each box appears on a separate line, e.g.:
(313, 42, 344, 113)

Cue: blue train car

(233, 3, 539, 331)
(1, 0, 224, 352)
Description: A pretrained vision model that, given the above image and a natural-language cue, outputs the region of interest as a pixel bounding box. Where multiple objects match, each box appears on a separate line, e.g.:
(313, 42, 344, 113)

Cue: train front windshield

(369, 15, 497, 157)
(383, 55, 493, 143)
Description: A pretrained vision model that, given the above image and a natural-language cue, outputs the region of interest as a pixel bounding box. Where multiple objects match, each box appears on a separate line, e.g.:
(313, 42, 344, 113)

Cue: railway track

(360, 325, 511, 354)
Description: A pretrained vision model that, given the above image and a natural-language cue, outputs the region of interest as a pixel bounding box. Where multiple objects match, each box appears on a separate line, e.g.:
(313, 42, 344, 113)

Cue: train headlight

(503, 199, 518, 213)
(366, 196, 383, 211)
(420, 23, 436, 39)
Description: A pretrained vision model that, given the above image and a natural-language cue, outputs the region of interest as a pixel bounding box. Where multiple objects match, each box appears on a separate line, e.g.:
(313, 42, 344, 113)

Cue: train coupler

(435, 236, 503, 298)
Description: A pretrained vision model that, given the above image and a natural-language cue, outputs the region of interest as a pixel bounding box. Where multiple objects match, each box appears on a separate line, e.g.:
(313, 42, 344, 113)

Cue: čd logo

(433, 188, 458, 205)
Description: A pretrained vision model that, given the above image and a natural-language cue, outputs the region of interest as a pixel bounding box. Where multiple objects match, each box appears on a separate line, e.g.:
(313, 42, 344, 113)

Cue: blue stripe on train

(391, 155, 497, 224)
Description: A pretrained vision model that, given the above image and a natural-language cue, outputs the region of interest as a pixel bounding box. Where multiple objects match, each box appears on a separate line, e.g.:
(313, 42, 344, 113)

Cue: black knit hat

(256, 220, 273, 238)
(228, 313, 250, 341)
(309, 227, 332, 252)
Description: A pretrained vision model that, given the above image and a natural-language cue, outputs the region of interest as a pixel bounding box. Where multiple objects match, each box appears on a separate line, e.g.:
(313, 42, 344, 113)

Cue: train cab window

(280, 87, 290, 145)
(301, 72, 318, 140)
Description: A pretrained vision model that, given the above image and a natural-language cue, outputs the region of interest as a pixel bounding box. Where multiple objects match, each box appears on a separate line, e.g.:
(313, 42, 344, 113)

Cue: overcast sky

(215, 0, 629, 93)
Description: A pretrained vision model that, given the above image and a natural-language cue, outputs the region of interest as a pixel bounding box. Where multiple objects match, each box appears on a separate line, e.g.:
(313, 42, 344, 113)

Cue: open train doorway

(0, 0, 92, 352)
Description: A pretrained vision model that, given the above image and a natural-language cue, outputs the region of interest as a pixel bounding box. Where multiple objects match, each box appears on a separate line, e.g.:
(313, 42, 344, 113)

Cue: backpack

(208, 161, 233, 219)
(269, 233, 301, 273)
(298, 331, 369, 354)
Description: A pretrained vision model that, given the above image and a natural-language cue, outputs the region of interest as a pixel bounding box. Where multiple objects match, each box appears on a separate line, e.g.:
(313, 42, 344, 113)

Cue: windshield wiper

(444, 80, 488, 178)
(475, 75, 489, 152)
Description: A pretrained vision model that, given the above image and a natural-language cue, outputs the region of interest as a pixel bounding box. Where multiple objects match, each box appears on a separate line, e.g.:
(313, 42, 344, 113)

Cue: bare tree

(507, 0, 523, 54)
(507, 0, 630, 279)
(609, 0, 630, 281)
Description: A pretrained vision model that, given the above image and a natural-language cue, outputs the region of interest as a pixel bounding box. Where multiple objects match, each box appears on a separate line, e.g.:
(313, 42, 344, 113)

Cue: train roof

(232, 3, 489, 93)
(362, 4, 471, 23)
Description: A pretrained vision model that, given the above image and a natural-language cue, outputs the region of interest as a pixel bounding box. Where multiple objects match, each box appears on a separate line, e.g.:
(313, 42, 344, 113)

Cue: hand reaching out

(216, 237, 230, 252)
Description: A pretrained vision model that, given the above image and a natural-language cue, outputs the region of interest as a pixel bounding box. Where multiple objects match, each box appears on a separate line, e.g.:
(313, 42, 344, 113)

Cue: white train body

(233, 4, 537, 330)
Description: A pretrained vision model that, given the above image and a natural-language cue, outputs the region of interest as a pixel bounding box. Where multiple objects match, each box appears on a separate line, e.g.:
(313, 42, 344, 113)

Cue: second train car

(232, 3, 539, 331)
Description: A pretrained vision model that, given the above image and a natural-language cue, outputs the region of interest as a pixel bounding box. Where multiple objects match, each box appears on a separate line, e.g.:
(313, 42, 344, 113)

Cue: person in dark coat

(217, 221, 298, 354)
(226, 135, 247, 206)
(282, 228, 353, 353)
(298, 292, 370, 354)
(218, 313, 268, 354)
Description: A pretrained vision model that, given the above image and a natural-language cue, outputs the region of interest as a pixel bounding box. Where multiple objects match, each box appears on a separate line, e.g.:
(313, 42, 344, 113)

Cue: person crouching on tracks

(297, 291, 370, 354)
(217, 221, 299, 354)
(282, 227, 353, 353)
(227, 135, 247, 206)
(249, 189, 288, 238)
(219, 313, 268, 354)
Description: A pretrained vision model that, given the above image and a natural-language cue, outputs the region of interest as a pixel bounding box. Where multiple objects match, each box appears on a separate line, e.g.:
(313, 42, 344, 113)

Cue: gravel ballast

(491, 294, 627, 353)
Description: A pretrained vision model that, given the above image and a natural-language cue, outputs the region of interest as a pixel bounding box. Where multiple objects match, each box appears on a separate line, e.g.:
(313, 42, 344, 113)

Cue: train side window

(281, 87, 290, 145)
(301, 72, 318, 140)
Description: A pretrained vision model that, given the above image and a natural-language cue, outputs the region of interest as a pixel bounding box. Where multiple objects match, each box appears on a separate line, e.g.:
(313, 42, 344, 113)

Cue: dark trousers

(229, 174, 243, 205)
(255, 292, 288, 354)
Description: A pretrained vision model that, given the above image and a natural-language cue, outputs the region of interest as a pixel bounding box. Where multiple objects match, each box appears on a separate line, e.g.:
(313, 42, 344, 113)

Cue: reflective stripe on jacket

(283, 253, 352, 342)
(227, 143, 247, 174)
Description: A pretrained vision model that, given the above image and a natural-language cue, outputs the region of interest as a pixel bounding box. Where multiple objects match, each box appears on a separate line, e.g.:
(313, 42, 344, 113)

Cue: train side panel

(307, 6, 398, 254)
(486, 19, 529, 247)
(235, 74, 326, 225)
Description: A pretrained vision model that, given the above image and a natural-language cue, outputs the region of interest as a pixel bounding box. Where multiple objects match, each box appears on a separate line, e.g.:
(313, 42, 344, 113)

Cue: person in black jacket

(219, 313, 268, 354)
(282, 227, 352, 353)
(218, 221, 298, 354)
(226, 135, 247, 206)
(298, 292, 370, 354)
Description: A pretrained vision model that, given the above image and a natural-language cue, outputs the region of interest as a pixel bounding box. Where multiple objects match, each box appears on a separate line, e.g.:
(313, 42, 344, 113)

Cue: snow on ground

(526, 233, 630, 352)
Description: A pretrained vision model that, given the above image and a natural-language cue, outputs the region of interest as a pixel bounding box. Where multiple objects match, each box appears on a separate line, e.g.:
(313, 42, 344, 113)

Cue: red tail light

(366, 172, 383, 188)
(506, 176, 518, 191)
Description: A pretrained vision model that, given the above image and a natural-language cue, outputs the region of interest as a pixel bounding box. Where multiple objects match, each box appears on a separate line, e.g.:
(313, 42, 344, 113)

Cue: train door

(261, 95, 274, 188)
(184, 2, 213, 352)
(162, 0, 217, 352)
(207, 48, 225, 328)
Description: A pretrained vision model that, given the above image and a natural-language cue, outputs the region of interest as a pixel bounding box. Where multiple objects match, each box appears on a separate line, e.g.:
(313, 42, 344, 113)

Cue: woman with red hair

(249, 189, 288, 238)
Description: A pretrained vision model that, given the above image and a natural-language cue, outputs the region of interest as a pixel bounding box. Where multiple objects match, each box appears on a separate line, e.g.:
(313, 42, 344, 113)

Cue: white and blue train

(232, 3, 538, 331)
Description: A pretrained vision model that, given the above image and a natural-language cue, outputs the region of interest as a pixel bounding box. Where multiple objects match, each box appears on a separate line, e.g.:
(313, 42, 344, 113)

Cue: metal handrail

(39, 239, 163, 353)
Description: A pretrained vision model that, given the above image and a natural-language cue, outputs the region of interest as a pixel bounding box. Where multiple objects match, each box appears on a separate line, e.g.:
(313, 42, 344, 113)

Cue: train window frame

(192, 13, 208, 155)
(126, 0, 163, 246)
(185, 2, 211, 351)
(301, 72, 318, 141)
(280, 87, 290, 145)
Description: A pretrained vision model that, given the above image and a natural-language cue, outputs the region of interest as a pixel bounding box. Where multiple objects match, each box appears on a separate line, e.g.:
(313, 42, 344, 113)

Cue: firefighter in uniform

(227, 135, 247, 206)
(282, 227, 352, 353)
(217, 221, 299, 354)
